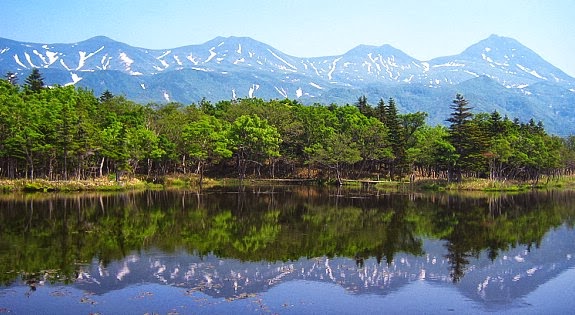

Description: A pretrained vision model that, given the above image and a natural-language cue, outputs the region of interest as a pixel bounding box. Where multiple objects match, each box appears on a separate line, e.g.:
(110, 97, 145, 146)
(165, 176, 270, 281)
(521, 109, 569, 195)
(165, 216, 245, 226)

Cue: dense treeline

(1, 69, 575, 184)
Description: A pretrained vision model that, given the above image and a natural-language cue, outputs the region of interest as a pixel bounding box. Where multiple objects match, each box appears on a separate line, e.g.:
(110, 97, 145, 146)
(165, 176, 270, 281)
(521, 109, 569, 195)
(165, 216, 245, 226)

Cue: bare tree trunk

(182, 155, 187, 174)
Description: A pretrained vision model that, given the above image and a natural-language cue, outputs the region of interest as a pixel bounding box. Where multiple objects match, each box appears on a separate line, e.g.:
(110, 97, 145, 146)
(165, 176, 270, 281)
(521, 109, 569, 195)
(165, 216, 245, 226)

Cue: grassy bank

(0, 177, 154, 192)
(1, 174, 574, 193)
(412, 175, 575, 192)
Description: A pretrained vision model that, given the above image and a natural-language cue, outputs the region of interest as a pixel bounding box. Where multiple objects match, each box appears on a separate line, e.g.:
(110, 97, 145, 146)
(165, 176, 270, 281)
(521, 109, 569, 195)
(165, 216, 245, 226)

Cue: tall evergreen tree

(24, 68, 44, 92)
(376, 98, 387, 123)
(355, 95, 371, 117)
(385, 98, 406, 179)
(99, 90, 114, 103)
(447, 93, 474, 180)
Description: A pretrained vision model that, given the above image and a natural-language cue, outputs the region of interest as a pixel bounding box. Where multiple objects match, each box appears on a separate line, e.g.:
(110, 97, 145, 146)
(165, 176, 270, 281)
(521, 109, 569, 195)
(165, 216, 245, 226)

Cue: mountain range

(1, 35, 574, 135)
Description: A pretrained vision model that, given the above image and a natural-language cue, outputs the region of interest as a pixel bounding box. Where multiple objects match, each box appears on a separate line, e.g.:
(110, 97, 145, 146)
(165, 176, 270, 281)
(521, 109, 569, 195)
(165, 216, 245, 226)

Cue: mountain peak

(462, 34, 527, 55)
(345, 43, 413, 58)
(85, 35, 115, 41)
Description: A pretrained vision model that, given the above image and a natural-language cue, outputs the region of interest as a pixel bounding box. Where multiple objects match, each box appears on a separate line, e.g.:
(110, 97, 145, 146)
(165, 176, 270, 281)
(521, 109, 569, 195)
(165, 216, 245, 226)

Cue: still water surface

(1, 186, 574, 314)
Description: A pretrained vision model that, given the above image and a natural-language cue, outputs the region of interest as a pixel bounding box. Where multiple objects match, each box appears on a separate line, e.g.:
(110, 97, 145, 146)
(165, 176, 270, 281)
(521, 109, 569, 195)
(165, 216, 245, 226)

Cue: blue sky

(1, 0, 574, 76)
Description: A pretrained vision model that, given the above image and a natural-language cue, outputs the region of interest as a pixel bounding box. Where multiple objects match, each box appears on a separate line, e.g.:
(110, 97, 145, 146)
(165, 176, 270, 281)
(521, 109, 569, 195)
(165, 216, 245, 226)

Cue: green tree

(229, 114, 282, 180)
(408, 125, 457, 178)
(24, 68, 45, 92)
(447, 94, 474, 181)
(305, 132, 362, 185)
(124, 126, 165, 176)
(183, 114, 232, 185)
(384, 98, 406, 179)
(355, 95, 373, 117)
(376, 98, 387, 123)
(99, 90, 114, 103)
(149, 102, 200, 175)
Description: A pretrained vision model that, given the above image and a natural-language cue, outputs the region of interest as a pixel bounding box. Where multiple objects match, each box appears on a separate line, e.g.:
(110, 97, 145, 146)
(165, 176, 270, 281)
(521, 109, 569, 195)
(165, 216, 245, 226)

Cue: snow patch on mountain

(421, 62, 430, 72)
(268, 49, 297, 71)
(205, 48, 217, 63)
(516, 64, 545, 79)
(76, 46, 105, 70)
(45, 51, 59, 65)
(186, 54, 199, 65)
(309, 82, 323, 90)
(119, 52, 134, 69)
(60, 59, 72, 71)
(159, 59, 169, 69)
(24, 52, 37, 68)
(100, 55, 111, 70)
(13, 54, 27, 68)
(173, 55, 182, 66)
(32, 50, 47, 65)
(248, 84, 260, 98)
(433, 62, 465, 68)
(309, 63, 320, 76)
(482, 53, 493, 63)
(464, 70, 480, 77)
(157, 50, 171, 59)
(275, 86, 288, 98)
(296, 87, 303, 98)
(328, 57, 342, 80)
(71, 72, 82, 83)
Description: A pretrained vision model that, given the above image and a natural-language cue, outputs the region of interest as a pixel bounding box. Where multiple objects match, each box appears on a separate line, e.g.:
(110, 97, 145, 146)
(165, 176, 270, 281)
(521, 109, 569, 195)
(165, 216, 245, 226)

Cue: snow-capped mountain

(1, 34, 574, 134)
(427, 35, 575, 88)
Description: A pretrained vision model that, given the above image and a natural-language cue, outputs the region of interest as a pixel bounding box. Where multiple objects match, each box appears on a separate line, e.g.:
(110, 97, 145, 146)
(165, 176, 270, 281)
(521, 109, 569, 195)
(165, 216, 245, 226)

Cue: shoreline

(1, 175, 574, 193)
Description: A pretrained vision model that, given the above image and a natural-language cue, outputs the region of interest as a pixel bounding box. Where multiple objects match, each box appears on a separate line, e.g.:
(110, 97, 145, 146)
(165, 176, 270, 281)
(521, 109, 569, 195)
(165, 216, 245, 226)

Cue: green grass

(415, 175, 575, 192)
(2, 174, 574, 193)
(0, 178, 151, 192)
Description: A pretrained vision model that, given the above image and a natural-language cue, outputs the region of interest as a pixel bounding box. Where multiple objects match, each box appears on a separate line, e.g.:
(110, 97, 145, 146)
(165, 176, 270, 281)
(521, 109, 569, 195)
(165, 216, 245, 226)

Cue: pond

(0, 186, 574, 314)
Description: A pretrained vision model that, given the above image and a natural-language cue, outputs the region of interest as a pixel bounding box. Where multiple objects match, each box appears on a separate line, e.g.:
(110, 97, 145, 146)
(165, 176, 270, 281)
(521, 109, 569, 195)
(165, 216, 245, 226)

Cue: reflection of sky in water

(2, 225, 574, 314)
(3, 269, 574, 314)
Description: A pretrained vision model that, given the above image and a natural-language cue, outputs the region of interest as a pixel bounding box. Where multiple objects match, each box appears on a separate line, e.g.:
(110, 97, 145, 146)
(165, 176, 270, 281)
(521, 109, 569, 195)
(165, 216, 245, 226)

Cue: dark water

(1, 186, 574, 314)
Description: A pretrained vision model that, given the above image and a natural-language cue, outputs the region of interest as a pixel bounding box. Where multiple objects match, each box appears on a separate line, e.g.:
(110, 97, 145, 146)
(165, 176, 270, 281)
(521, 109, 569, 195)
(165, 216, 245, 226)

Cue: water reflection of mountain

(1, 187, 574, 308)
(71, 224, 575, 307)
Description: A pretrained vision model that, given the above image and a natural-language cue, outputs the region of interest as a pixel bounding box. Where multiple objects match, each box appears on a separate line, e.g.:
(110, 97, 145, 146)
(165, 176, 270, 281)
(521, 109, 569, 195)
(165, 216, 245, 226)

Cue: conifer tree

(24, 68, 44, 92)
(100, 90, 114, 103)
(376, 98, 387, 123)
(385, 98, 406, 179)
(447, 93, 474, 180)
(355, 95, 371, 117)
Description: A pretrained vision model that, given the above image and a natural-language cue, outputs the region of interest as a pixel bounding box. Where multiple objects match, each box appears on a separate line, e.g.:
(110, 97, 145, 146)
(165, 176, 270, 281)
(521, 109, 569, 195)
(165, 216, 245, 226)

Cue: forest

(1, 69, 575, 185)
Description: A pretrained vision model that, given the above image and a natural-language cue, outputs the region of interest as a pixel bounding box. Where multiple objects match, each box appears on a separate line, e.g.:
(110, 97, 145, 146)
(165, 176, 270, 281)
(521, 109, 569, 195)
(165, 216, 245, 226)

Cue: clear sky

(1, 0, 574, 76)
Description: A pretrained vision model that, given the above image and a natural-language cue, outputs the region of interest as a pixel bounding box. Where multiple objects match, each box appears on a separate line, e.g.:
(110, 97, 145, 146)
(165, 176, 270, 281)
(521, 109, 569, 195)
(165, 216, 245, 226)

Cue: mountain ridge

(1, 35, 574, 135)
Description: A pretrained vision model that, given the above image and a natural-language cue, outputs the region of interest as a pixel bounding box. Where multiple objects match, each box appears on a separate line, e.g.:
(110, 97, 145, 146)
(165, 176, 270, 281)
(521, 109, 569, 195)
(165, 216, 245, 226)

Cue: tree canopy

(1, 69, 574, 183)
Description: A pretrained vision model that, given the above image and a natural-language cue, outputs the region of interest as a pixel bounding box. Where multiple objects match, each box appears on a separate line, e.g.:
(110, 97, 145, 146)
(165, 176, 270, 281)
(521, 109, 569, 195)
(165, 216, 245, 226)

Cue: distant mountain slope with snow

(1, 35, 574, 135)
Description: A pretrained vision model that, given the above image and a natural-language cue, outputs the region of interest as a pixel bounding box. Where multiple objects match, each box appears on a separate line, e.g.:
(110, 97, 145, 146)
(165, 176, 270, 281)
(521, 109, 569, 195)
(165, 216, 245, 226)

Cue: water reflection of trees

(0, 188, 574, 285)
